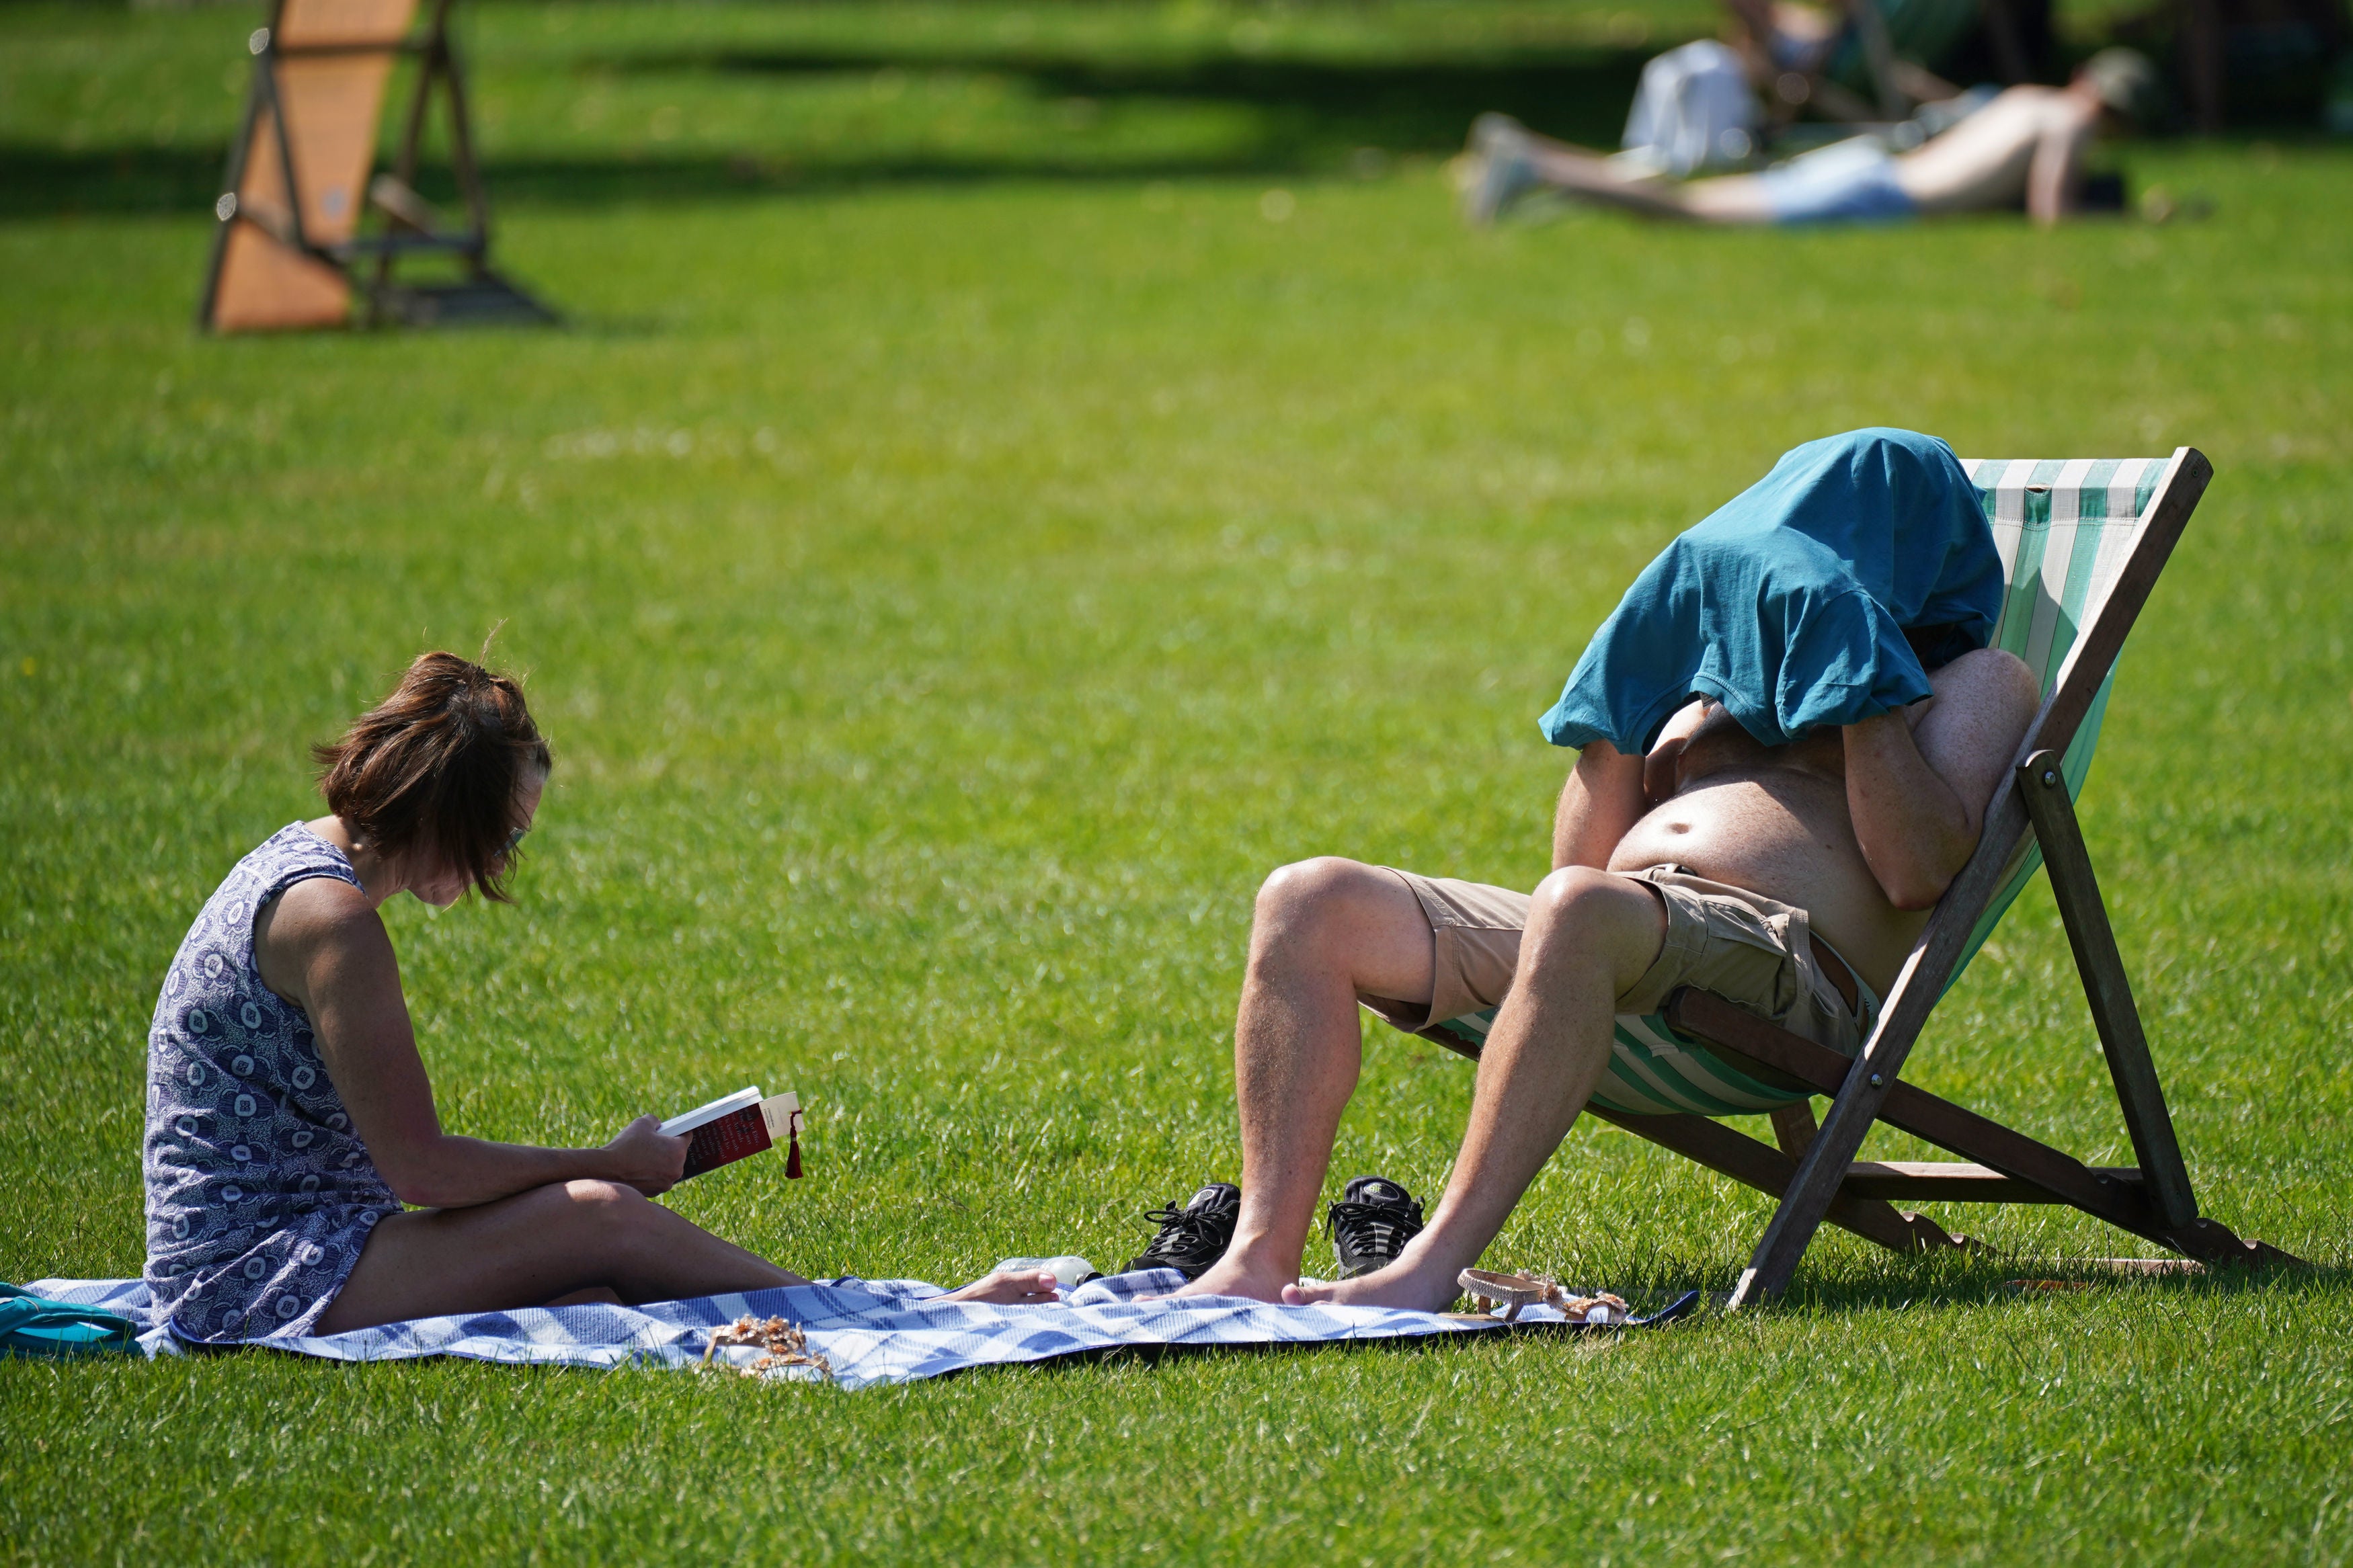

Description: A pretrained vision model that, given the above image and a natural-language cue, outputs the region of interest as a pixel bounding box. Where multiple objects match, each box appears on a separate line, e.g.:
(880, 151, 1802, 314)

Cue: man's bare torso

(1607, 707, 1923, 990)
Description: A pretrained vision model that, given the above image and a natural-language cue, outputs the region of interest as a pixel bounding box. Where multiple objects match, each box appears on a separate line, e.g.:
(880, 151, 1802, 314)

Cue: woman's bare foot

(941, 1269, 1062, 1306)
(1279, 1257, 1460, 1314)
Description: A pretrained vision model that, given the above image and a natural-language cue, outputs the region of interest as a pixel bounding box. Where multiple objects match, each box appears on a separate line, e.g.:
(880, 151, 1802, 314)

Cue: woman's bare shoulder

(259, 874, 381, 951)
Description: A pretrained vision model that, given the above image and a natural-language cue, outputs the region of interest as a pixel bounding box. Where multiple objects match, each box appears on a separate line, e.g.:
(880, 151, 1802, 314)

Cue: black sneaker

(1123, 1182, 1241, 1280)
(1328, 1175, 1425, 1279)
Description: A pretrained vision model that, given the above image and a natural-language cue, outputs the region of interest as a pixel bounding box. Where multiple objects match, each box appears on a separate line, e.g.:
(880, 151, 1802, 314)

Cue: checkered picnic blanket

(25, 1273, 1689, 1389)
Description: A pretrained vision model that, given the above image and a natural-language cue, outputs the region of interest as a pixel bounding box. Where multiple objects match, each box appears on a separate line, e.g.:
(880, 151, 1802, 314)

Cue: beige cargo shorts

(1357, 864, 1879, 1116)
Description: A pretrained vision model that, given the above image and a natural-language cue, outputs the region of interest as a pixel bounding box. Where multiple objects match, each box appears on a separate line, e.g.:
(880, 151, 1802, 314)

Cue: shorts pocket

(1683, 900, 1806, 1025)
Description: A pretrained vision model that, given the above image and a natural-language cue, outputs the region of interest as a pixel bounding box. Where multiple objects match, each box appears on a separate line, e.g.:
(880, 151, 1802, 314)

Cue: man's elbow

(1883, 876, 1950, 913)
(1878, 845, 1970, 910)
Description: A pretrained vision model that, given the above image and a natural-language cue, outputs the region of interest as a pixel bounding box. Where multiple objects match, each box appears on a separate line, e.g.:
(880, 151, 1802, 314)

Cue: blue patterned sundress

(143, 823, 403, 1341)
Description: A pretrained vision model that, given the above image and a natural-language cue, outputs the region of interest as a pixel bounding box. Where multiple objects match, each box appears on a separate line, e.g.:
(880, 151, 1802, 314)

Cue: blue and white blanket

(27, 1273, 1695, 1391)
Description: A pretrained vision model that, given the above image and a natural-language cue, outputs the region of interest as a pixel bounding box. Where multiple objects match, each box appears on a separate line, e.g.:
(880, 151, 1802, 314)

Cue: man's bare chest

(1613, 725, 1923, 985)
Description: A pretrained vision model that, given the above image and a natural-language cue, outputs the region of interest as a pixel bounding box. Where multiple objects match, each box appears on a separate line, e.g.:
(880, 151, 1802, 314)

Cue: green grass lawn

(5, 2, 2353, 1561)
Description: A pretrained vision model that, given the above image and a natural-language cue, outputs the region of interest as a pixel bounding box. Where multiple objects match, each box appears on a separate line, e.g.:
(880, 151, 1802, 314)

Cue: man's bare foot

(1162, 1253, 1297, 1303)
(941, 1270, 1062, 1306)
(1279, 1257, 1460, 1315)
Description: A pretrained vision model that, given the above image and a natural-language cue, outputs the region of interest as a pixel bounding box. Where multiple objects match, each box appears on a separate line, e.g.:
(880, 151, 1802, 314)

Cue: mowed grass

(5, 3, 2353, 1562)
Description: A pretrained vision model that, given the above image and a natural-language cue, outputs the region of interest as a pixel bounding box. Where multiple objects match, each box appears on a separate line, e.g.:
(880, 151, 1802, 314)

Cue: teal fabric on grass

(1540, 429, 2005, 755)
(1, 1282, 139, 1359)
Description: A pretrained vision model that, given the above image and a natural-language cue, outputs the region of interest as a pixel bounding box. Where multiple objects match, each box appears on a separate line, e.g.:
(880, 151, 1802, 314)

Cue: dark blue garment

(144, 824, 401, 1342)
(1540, 428, 2002, 753)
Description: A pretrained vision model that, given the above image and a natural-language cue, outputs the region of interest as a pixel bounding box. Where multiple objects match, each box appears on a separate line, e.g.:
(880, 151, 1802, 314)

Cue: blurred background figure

(1720, 0, 2046, 124)
(1614, 0, 2056, 182)
(1467, 48, 2163, 228)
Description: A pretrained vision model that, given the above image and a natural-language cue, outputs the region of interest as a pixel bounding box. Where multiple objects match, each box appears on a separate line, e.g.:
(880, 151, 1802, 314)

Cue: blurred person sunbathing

(1172, 429, 2040, 1311)
(143, 651, 1058, 1342)
(1461, 48, 2160, 229)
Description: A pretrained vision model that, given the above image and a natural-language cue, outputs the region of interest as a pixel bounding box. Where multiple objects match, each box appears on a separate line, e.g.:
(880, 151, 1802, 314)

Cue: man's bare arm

(1552, 741, 1646, 870)
(1843, 648, 2040, 909)
(1554, 701, 1708, 868)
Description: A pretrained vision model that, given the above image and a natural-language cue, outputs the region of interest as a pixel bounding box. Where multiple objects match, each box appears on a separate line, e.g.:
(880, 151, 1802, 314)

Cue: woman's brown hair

(312, 652, 551, 901)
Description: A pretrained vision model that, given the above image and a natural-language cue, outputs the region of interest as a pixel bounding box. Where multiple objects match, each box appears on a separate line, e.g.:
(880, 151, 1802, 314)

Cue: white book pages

(660, 1085, 762, 1138)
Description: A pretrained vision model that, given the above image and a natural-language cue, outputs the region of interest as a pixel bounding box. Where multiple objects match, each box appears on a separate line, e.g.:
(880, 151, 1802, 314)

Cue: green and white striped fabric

(1429, 457, 2171, 1117)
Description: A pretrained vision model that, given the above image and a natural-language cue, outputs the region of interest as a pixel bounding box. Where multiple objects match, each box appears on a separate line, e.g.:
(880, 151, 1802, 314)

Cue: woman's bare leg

(317, 1180, 1057, 1332)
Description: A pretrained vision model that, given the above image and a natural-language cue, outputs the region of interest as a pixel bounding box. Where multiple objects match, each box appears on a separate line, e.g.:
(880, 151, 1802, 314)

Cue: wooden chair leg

(1670, 990, 2309, 1274)
(1769, 1102, 1819, 1159)
(1589, 1106, 1966, 1255)
(2018, 750, 2199, 1230)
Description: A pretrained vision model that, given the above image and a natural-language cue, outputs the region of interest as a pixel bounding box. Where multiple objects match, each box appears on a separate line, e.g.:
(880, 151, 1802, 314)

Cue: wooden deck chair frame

(1578, 447, 2303, 1305)
(200, 0, 553, 332)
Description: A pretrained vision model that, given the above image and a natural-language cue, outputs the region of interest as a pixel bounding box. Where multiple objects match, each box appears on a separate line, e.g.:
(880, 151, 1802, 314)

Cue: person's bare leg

(1503, 125, 1778, 224)
(317, 1180, 1058, 1332)
(1283, 866, 1665, 1312)
(1172, 858, 1438, 1301)
(316, 1178, 805, 1331)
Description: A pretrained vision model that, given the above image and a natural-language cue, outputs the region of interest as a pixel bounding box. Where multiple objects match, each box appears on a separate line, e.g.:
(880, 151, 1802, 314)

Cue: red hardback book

(660, 1088, 803, 1181)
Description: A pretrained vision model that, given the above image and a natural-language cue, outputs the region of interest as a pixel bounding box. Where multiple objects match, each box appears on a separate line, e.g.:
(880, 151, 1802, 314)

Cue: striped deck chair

(1431, 447, 2301, 1299)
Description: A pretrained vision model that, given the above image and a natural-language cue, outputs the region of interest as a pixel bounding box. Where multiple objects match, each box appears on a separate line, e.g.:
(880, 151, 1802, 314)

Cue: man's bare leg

(1172, 858, 1438, 1302)
(1283, 866, 1666, 1312)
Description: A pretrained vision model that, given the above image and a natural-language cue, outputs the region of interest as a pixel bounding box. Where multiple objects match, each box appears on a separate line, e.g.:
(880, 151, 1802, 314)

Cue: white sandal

(1458, 1268, 1632, 1325)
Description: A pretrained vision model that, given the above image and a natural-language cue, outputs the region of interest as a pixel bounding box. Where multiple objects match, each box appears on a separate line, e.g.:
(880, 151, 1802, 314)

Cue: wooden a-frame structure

(200, 0, 552, 332)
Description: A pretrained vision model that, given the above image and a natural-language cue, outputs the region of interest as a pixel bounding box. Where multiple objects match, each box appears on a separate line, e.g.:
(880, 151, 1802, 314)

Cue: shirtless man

(1461, 48, 2163, 229)
(1172, 513, 2040, 1311)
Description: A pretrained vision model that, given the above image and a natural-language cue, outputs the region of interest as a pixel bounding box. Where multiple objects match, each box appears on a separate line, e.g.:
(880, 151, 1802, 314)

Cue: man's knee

(1525, 864, 1622, 930)
(1254, 856, 1390, 934)
(1524, 865, 1666, 985)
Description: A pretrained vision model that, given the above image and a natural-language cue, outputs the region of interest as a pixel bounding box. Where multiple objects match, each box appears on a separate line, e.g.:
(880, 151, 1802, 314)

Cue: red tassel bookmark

(764, 1092, 805, 1181)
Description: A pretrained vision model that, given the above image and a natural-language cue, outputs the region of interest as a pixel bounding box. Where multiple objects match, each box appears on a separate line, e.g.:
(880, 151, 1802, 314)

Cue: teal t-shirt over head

(1540, 428, 2003, 753)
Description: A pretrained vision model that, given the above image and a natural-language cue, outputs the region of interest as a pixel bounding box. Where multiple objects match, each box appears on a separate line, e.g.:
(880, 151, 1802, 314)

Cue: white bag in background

(1620, 40, 1761, 176)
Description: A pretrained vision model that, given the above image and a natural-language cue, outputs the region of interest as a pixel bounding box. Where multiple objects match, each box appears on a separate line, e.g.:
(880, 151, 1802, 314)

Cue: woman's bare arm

(255, 878, 686, 1208)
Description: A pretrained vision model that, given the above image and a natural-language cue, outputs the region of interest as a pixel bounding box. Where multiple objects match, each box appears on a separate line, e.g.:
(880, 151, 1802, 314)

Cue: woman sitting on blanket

(143, 651, 1058, 1342)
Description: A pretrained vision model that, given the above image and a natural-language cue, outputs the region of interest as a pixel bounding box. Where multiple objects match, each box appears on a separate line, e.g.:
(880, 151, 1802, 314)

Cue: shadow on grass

(0, 46, 1650, 220)
(0, 142, 1398, 222)
(1771, 1251, 2348, 1316)
(644, 44, 1650, 151)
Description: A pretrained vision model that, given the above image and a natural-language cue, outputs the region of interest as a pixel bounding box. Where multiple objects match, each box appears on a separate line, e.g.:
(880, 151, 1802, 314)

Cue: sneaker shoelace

(1136, 1202, 1227, 1264)
(1328, 1199, 1422, 1262)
